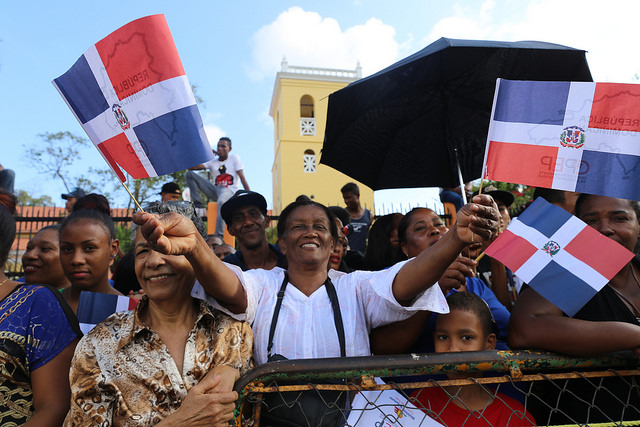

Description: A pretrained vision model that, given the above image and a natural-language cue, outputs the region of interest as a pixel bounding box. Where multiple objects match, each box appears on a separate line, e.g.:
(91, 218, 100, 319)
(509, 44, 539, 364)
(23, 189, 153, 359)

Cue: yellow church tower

(270, 59, 374, 215)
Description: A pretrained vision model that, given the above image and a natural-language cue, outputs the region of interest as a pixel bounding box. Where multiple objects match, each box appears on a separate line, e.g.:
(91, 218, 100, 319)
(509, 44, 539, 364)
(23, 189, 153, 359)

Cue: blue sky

(2, 0, 639, 211)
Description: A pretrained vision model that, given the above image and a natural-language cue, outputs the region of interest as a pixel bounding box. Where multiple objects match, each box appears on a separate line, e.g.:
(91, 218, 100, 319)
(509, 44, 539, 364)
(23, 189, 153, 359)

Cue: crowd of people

(1, 155, 639, 425)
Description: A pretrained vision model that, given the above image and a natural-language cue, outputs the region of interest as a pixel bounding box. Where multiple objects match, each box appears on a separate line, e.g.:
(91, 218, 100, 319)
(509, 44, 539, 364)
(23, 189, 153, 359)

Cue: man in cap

(472, 184, 516, 309)
(61, 187, 86, 213)
(159, 182, 182, 202)
(220, 190, 285, 271)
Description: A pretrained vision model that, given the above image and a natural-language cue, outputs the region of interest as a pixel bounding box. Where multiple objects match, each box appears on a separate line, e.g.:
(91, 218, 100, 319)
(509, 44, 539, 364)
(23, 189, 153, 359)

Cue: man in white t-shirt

(186, 137, 250, 237)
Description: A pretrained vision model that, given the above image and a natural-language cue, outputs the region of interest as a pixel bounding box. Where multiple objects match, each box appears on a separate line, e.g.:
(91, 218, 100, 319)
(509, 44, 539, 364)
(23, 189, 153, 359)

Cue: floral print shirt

(64, 297, 253, 426)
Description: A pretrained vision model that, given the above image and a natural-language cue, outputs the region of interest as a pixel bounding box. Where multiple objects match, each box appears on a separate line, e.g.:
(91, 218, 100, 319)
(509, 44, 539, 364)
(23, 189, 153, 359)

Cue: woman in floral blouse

(64, 202, 254, 426)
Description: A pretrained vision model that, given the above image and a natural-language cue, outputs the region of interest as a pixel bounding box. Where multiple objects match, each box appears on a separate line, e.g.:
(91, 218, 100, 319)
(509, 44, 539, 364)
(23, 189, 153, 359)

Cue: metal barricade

(233, 350, 640, 426)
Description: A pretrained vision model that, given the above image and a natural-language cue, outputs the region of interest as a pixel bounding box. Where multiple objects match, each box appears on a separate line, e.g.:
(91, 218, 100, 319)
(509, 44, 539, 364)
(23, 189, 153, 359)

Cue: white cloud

(203, 123, 225, 148)
(424, 0, 640, 82)
(250, 7, 399, 79)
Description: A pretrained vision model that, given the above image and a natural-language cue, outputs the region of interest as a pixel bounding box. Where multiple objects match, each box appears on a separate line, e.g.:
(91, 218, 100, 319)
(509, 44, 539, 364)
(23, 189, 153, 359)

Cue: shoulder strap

(266, 272, 288, 358)
(267, 272, 346, 359)
(324, 277, 346, 357)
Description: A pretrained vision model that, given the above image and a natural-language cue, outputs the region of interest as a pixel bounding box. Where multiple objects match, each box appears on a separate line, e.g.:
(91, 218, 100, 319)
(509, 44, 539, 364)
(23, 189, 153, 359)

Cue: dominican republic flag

(485, 197, 634, 316)
(52, 15, 213, 181)
(483, 79, 640, 201)
(77, 291, 139, 334)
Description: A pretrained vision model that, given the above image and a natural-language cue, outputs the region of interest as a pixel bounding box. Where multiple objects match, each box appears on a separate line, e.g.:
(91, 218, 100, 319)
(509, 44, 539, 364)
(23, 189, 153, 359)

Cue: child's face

(434, 309, 496, 353)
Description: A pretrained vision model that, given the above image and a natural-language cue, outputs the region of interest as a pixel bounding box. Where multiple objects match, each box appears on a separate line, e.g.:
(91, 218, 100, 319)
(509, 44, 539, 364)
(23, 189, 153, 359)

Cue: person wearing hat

(159, 182, 182, 202)
(220, 190, 286, 271)
(61, 187, 86, 213)
(472, 184, 516, 309)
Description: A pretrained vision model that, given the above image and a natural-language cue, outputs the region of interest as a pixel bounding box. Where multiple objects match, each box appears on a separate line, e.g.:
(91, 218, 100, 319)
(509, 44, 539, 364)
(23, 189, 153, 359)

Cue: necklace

(0, 278, 9, 287)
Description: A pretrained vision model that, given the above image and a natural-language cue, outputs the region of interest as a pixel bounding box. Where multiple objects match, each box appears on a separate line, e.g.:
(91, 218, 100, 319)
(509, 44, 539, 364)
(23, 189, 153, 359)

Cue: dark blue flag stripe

(133, 105, 212, 176)
(529, 260, 599, 317)
(53, 55, 109, 124)
(493, 80, 571, 125)
(77, 292, 119, 324)
(517, 197, 573, 237)
(577, 150, 640, 200)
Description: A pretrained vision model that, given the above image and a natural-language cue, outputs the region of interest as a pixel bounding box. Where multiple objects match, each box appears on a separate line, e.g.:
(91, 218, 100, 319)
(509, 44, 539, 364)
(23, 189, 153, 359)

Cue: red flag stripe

(563, 225, 635, 280)
(485, 140, 558, 187)
(485, 229, 539, 272)
(95, 15, 185, 101)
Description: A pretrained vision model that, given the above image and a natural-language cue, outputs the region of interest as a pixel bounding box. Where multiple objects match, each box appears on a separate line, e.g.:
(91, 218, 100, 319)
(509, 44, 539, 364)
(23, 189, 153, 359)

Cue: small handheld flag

(53, 14, 213, 182)
(485, 197, 634, 316)
(77, 291, 139, 334)
(482, 79, 640, 201)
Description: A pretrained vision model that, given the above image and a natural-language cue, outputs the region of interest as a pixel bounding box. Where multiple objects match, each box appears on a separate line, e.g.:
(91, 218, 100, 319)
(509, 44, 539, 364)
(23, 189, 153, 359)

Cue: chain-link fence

(233, 350, 640, 426)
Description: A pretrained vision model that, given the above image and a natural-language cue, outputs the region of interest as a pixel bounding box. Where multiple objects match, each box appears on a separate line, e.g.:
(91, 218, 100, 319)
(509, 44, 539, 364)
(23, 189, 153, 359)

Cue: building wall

(271, 74, 374, 215)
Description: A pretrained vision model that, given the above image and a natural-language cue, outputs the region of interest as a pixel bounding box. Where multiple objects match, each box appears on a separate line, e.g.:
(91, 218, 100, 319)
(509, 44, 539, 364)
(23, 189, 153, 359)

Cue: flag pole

(454, 149, 467, 205)
(119, 179, 144, 212)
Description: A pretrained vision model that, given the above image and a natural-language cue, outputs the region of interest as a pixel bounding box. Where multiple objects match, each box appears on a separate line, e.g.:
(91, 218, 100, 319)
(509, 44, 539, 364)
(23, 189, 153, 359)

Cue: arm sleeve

(28, 286, 82, 371)
(63, 337, 116, 426)
(354, 260, 449, 330)
(191, 263, 266, 324)
(233, 155, 244, 171)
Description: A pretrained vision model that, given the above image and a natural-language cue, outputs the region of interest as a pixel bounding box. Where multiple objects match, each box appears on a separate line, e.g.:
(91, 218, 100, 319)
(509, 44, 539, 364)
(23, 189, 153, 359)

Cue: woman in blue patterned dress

(0, 196, 82, 425)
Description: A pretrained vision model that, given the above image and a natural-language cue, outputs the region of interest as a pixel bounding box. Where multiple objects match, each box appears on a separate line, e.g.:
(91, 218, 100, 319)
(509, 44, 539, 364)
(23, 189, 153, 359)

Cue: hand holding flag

(485, 197, 634, 317)
(53, 14, 213, 183)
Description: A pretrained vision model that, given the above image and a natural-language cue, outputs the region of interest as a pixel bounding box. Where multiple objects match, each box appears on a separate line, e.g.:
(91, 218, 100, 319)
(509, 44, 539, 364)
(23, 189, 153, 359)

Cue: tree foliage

(473, 180, 534, 215)
(25, 131, 90, 192)
(15, 190, 55, 207)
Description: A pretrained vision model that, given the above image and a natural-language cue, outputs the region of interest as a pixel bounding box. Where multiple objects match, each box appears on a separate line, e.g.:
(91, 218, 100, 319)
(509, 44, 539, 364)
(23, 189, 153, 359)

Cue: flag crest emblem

(560, 125, 585, 148)
(542, 240, 561, 256)
(112, 103, 130, 130)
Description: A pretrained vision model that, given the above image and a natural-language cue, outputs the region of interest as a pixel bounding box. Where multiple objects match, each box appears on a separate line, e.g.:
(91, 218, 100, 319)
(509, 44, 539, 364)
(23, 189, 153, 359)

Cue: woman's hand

(438, 256, 476, 294)
(133, 211, 202, 256)
(453, 195, 500, 243)
(157, 374, 238, 426)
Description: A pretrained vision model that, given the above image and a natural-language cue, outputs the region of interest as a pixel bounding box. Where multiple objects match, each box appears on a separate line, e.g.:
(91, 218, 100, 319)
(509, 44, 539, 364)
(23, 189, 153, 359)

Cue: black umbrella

(321, 37, 592, 190)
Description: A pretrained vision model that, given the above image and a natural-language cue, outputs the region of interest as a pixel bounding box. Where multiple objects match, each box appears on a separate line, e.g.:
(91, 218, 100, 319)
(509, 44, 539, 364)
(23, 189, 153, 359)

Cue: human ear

(485, 333, 497, 350)
(111, 239, 120, 258)
(278, 237, 286, 256)
(400, 242, 409, 258)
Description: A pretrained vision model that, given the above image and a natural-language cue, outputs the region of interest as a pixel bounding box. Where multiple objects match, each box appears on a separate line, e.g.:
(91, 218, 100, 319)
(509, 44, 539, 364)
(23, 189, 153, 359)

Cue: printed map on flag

(482, 79, 640, 201)
(485, 197, 634, 317)
(53, 14, 213, 182)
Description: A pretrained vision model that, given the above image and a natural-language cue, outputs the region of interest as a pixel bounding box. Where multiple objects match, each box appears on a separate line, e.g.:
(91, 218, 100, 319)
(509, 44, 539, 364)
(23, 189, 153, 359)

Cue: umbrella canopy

(321, 38, 592, 190)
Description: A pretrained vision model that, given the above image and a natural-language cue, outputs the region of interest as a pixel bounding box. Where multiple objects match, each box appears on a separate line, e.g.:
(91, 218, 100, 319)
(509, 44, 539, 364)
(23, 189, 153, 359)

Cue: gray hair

(131, 201, 207, 245)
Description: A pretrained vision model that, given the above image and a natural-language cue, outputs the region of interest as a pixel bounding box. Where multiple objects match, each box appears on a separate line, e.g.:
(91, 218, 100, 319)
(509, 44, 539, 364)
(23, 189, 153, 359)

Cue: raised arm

(133, 211, 247, 313)
(188, 164, 206, 171)
(509, 286, 640, 356)
(236, 169, 250, 191)
(392, 195, 500, 305)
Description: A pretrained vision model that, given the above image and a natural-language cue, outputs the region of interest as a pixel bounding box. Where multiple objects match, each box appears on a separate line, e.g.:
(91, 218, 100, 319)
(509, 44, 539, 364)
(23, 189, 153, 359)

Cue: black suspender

(267, 272, 346, 359)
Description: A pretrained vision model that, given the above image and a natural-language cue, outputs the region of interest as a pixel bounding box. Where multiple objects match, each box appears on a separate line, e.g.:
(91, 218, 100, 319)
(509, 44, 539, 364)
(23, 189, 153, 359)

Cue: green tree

(24, 131, 90, 192)
(473, 180, 534, 215)
(15, 190, 55, 207)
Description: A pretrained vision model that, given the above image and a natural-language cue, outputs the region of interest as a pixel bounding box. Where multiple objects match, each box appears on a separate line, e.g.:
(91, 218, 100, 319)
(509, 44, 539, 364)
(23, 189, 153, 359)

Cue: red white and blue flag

(53, 14, 213, 182)
(485, 197, 634, 317)
(77, 291, 139, 334)
(483, 79, 640, 201)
